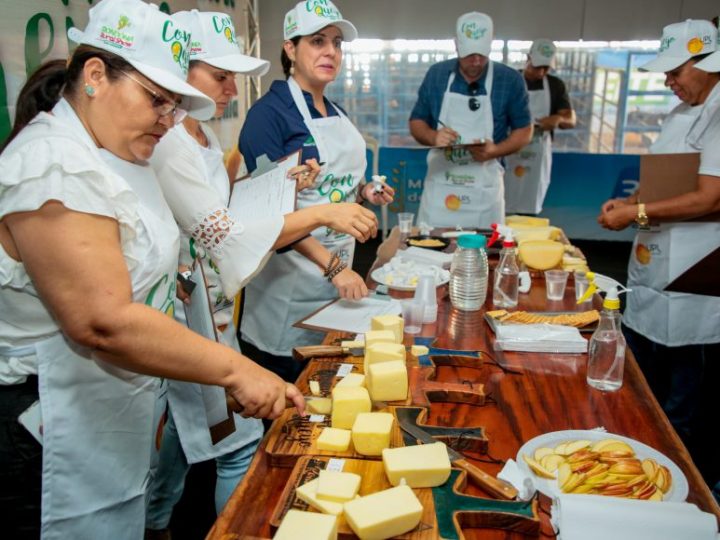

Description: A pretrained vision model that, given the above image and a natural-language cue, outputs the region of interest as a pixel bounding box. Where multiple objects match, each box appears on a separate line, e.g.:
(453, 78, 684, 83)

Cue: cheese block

(363, 342, 406, 374)
(343, 485, 422, 540)
(410, 344, 429, 356)
(307, 398, 332, 415)
(274, 509, 338, 540)
(370, 315, 404, 343)
(309, 380, 321, 396)
(364, 330, 395, 349)
(331, 386, 371, 429)
(511, 225, 562, 244)
(295, 478, 344, 515)
(316, 470, 362, 503)
(382, 442, 451, 487)
(334, 373, 365, 388)
(317, 427, 351, 451)
(352, 412, 394, 456)
(518, 239, 564, 270)
(366, 360, 408, 402)
(341, 340, 364, 348)
(506, 215, 550, 227)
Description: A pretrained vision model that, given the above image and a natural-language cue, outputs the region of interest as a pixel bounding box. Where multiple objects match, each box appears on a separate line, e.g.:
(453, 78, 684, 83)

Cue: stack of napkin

(494, 323, 588, 354)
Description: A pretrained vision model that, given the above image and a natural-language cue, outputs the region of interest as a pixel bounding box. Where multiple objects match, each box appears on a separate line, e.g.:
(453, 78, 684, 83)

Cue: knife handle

(292, 345, 345, 361)
(454, 458, 518, 500)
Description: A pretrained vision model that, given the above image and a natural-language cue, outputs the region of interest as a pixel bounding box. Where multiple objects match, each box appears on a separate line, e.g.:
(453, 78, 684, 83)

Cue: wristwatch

(636, 203, 649, 229)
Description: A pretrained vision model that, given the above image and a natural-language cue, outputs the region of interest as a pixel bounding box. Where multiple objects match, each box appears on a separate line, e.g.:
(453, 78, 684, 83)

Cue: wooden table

(209, 232, 720, 539)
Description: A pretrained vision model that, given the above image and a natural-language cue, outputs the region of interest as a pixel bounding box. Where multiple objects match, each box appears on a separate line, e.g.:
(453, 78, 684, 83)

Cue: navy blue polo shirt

(409, 59, 531, 144)
(239, 80, 346, 173)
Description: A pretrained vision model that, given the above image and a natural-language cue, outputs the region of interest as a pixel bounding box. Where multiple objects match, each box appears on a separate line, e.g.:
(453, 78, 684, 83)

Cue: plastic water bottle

(449, 234, 488, 311)
(587, 287, 626, 391)
(492, 234, 519, 308)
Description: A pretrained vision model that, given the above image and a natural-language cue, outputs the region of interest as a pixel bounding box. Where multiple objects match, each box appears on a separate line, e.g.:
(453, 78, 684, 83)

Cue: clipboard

(183, 258, 236, 445)
(665, 247, 720, 296)
(293, 294, 401, 335)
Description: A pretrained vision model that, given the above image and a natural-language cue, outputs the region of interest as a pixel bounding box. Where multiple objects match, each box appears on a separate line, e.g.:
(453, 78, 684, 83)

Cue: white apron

(241, 77, 367, 356)
(1, 111, 179, 538)
(504, 76, 553, 215)
(417, 64, 505, 228)
(168, 124, 261, 464)
(624, 104, 720, 346)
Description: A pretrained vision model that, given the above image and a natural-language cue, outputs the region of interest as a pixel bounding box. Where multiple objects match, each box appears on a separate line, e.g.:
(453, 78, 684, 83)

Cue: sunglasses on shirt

(468, 97, 481, 111)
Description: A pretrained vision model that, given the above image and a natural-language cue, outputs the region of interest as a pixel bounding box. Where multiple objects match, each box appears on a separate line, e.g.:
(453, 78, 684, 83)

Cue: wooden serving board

(271, 457, 540, 539)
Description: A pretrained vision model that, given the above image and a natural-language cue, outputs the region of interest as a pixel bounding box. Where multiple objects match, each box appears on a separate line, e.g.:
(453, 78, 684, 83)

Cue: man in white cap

(410, 12, 532, 228)
(504, 39, 576, 215)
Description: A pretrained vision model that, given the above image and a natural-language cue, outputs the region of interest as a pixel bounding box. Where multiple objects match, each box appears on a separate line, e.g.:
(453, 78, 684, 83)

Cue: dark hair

(2, 45, 133, 151)
(281, 37, 302, 79)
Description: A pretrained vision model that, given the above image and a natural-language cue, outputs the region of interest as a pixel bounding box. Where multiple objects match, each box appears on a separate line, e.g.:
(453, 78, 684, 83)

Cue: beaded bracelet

(323, 252, 340, 277)
(326, 261, 347, 282)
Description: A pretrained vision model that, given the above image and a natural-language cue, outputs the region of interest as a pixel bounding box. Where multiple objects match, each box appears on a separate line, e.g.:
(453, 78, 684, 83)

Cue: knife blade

(292, 345, 364, 361)
(398, 416, 518, 500)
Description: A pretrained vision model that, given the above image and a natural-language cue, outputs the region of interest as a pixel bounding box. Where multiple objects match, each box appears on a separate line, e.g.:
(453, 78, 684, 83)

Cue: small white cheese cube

(410, 344, 429, 356)
(309, 380, 321, 396)
(331, 386, 371, 429)
(294, 479, 344, 515)
(334, 373, 365, 388)
(307, 398, 332, 415)
(316, 470, 361, 503)
(343, 485, 422, 540)
(370, 315, 404, 343)
(273, 509, 338, 540)
(316, 428, 351, 451)
(366, 360, 408, 402)
(382, 442, 451, 487)
(351, 412, 394, 456)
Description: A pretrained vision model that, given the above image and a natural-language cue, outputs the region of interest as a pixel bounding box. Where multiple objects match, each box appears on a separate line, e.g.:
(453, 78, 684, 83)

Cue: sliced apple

(533, 446, 555, 462)
(641, 458, 658, 480)
(590, 438, 627, 452)
(571, 483, 595, 494)
(597, 441, 634, 455)
(557, 462, 572, 488)
(585, 463, 609, 478)
(563, 440, 592, 455)
(554, 442, 569, 456)
(649, 489, 664, 501)
(541, 454, 566, 473)
(635, 482, 658, 500)
(570, 460, 596, 474)
(522, 454, 556, 479)
(562, 473, 586, 493)
(608, 460, 643, 475)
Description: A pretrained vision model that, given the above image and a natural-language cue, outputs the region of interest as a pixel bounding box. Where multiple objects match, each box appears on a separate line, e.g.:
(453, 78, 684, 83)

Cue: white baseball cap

(455, 12, 493, 58)
(529, 39, 557, 68)
(68, 0, 215, 120)
(174, 10, 269, 76)
(695, 50, 720, 72)
(283, 0, 357, 42)
(639, 19, 717, 72)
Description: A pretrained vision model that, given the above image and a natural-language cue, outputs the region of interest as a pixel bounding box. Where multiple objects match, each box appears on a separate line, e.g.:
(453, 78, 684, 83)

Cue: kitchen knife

(398, 416, 518, 500)
(292, 345, 365, 361)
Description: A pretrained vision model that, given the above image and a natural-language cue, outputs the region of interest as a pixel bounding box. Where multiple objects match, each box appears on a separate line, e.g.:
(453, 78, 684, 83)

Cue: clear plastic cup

(397, 212, 414, 234)
(574, 271, 591, 304)
(413, 275, 438, 323)
(401, 300, 425, 334)
(545, 270, 569, 301)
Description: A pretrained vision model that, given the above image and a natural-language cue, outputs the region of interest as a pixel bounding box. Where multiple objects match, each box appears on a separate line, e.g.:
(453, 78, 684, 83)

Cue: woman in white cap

(143, 10, 377, 532)
(0, 1, 303, 538)
(598, 19, 720, 474)
(238, 0, 394, 382)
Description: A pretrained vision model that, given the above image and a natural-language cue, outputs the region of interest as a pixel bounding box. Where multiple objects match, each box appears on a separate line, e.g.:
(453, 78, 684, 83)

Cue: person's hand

(600, 197, 630, 215)
(331, 267, 368, 300)
(434, 127, 459, 147)
(318, 202, 378, 242)
(361, 182, 395, 206)
(288, 158, 321, 191)
(536, 116, 561, 132)
(224, 357, 305, 419)
(467, 140, 498, 163)
(598, 204, 636, 231)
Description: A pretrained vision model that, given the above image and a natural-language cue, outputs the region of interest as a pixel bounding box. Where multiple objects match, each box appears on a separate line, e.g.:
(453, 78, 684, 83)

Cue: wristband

(323, 252, 340, 277)
(327, 261, 347, 282)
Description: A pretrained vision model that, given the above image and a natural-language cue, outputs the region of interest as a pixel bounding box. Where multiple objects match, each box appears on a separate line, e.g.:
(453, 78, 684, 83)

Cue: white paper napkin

(401, 247, 454, 268)
(498, 459, 536, 501)
(495, 324, 588, 354)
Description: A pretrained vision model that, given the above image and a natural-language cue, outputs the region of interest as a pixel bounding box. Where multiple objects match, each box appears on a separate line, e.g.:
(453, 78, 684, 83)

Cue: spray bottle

(493, 231, 519, 307)
(489, 223, 531, 294)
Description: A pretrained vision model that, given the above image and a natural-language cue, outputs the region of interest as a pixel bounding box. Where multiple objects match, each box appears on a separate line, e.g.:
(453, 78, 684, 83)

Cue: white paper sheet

(228, 151, 299, 221)
(299, 297, 402, 334)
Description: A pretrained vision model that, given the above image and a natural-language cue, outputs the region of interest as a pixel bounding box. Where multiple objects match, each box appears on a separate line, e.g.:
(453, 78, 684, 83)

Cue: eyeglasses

(468, 97, 481, 111)
(120, 71, 188, 124)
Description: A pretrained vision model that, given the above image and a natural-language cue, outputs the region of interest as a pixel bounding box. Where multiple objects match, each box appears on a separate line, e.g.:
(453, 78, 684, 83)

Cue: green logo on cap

(99, 15, 135, 49)
(162, 20, 191, 73)
(117, 15, 131, 30)
(212, 15, 237, 44)
(305, 0, 341, 21)
(537, 43, 554, 57)
(659, 36, 676, 52)
(461, 22, 487, 40)
(285, 14, 298, 36)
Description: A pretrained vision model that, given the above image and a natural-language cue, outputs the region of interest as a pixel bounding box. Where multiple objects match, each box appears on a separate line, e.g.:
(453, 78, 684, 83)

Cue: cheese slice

(331, 386, 371, 429)
(352, 412, 394, 456)
(366, 360, 408, 402)
(307, 398, 332, 415)
(309, 380, 321, 396)
(506, 215, 551, 227)
(334, 373, 365, 388)
(295, 479, 344, 515)
(382, 442, 452, 487)
(370, 315, 404, 343)
(363, 342, 406, 374)
(273, 509, 338, 540)
(316, 470, 362, 503)
(343, 485, 422, 540)
(410, 344, 429, 356)
(317, 427, 351, 451)
(341, 340, 364, 348)
(364, 330, 395, 349)
(518, 239, 564, 270)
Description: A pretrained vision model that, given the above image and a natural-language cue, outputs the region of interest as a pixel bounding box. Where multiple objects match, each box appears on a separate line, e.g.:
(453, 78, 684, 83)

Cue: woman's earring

(84, 85, 95, 97)
(289, 61, 295, 76)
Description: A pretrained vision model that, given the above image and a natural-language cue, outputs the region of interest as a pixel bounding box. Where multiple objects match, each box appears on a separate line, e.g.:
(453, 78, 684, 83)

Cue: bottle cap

(502, 231, 515, 248)
(457, 234, 487, 249)
(603, 286, 621, 310)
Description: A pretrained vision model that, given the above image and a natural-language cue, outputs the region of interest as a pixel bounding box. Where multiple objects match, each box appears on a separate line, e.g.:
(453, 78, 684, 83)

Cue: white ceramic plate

(370, 265, 450, 292)
(516, 429, 688, 502)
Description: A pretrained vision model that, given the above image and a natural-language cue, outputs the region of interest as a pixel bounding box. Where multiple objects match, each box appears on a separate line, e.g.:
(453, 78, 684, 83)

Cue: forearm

(493, 125, 533, 158)
(409, 119, 437, 147)
(292, 235, 333, 272)
(273, 207, 324, 249)
(645, 176, 720, 221)
(557, 109, 576, 129)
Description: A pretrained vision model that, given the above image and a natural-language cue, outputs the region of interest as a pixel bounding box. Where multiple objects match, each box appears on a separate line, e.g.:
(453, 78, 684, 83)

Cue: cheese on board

(309, 380, 321, 396)
(294, 479, 344, 515)
(351, 412, 394, 456)
(410, 344, 429, 356)
(307, 398, 332, 415)
(334, 373, 365, 388)
(366, 360, 408, 402)
(506, 215, 550, 227)
(518, 240, 564, 270)
(363, 342, 405, 374)
(364, 330, 395, 349)
(316, 470, 362, 503)
(317, 428, 351, 451)
(343, 485, 422, 540)
(370, 315, 404, 343)
(382, 442, 452, 487)
(331, 386, 371, 429)
(273, 509, 338, 540)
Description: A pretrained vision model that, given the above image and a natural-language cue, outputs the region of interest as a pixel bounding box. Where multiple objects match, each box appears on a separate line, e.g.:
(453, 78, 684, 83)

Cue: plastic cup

(574, 271, 590, 303)
(414, 275, 438, 323)
(545, 270, 569, 301)
(397, 212, 414, 234)
(401, 300, 425, 334)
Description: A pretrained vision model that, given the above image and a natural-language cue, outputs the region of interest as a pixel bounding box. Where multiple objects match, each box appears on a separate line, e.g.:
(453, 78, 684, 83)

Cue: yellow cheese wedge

(316, 470, 362, 503)
(410, 344, 429, 356)
(273, 509, 338, 540)
(364, 330, 395, 349)
(343, 485, 422, 540)
(294, 479, 344, 515)
(341, 340, 364, 348)
(370, 315, 404, 343)
(307, 398, 332, 415)
(363, 342, 406, 374)
(317, 427, 351, 451)
(331, 386, 371, 429)
(518, 240, 565, 270)
(366, 360, 408, 402)
(334, 373, 365, 388)
(309, 380, 321, 396)
(352, 412, 394, 456)
(506, 215, 550, 227)
(382, 442, 452, 487)
(511, 225, 562, 243)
